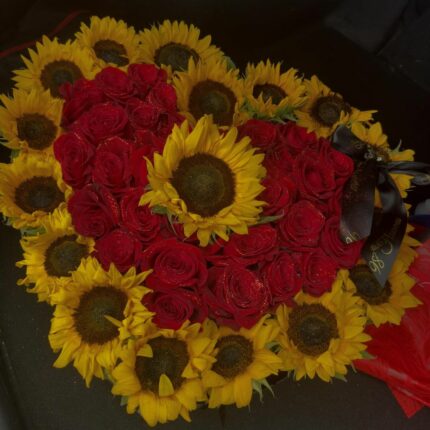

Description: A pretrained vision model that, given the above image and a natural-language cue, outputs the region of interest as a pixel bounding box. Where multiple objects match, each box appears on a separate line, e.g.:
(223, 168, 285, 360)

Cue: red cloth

(355, 238, 430, 417)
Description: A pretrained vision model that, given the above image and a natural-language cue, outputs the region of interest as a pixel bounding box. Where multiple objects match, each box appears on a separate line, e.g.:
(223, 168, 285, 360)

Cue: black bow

(332, 126, 430, 286)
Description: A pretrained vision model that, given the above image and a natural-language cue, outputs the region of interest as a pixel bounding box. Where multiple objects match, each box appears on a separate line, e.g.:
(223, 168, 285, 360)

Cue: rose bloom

(140, 238, 208, 290)
(146, 82, 178, 112)
(278, 200, 326, 250)
(143, 288, 208, 330)
(94, 228, 142, 273)
(261, 172, 297, 216)
(119, 188, 161, 244)
(94, 66, 135, 102)
(298, 250, 338, 296)
(92, 137, 132, 191)
(277, 121, 318, 155)
(202, 262, 270, 329)
(60, 78, 106, 126)
(321, 216, 363, 268)
(68, 184, 120, 238)
(238, 119, 278, 151)
(223, 224, 279, 266)
(293, 148, 337, 201)
(54, 132, 94, 189)
(128, 63, 168, 97)
(73, 102, 129, 144)
(260, 251, 302, 307)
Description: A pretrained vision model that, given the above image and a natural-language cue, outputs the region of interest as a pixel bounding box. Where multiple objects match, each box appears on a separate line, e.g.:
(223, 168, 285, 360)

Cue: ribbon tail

(339, 160, 379, 243)
(361, 170, 407, 286)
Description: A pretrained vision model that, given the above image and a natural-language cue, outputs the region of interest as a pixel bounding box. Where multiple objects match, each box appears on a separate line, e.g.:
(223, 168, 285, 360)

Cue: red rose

(74, 102, 128, 143)
(261, 172, 297, 216)
(320, 216, 363, 268)
(260, 252, 302, 306)
(53, 132, 94, 189)
(68, 184, 120, 238)
(294, 148, 336, 201)
(263, 144, 295, 173)
(299, 250, 338, 296)
(223, 224, 279, 266)
(278, 200, 325, 250)
(319, 138, 354, 181)
(277, 122, 318, 154)
(94, 67, 135, 102)
(238, 119, 278, 151)
(94, 228, 142, 273)
(147, 82, 177, 112)
(128, 63, 167, 97)
(127, 98, 158, 129)
(93, 137, 131, 191)
(60, 78, 106, 126)
(141, 238, 208, 290)
(143, 288, 208, 330)
(120, 188, 161, 243)
(203, 263, 270, 329)
(133, 129, 164, 152)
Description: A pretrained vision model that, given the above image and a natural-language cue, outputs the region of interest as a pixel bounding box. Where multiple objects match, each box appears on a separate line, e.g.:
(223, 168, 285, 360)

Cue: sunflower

(0, 152, 70, 230)
(75, 16, 141, 70)
(140, 116, 266, 246)
(201, 316, 282, 409)
(295, 75, 375, 138)
(111, 321, 215, 427)
(351, 121, 414, 198)
(139, 20, 224, 77)
(16, 208, 94, 304)
(342, 262, 421, 327)
(276, 276, 371, 382)
(173, 59, 247, 127)
(0, 88, 62, 153)
(48, 257, 153, 387)
(13, 36, 95, 98)
(243, 60, 306, 118)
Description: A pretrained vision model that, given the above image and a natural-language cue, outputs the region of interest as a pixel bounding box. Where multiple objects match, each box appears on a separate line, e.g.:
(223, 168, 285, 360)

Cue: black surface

(1, 1, 430, 429)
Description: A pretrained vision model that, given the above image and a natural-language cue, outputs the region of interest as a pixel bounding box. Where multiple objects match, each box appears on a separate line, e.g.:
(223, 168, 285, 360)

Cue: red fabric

(355, 237, 430, 417)
(0, 10, 87, 59)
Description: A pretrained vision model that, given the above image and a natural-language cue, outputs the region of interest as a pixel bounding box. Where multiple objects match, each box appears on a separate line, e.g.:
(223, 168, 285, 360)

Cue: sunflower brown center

(212, 335, 253, 379)
(135, 337, 189, 393)
(189, 80, 237, 126)
(44, 235, 88, 277)
(16, 113, 57, 150)
(14, 176, 64, 214)
(350, 265, 392, 305)
(253, 83, 286, 105)
(311, 95, 351, 126)
(288, 304, 339, 356)
(93, 39, 129, 67)
(154, 42, 199, 72)
(40, 60, 83, 98)
(171, 153, 235, 217)
(74, 286, 127, 345)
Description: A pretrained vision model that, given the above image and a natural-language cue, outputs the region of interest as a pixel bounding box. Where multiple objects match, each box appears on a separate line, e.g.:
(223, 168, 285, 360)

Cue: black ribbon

(332, 126, 430, 286)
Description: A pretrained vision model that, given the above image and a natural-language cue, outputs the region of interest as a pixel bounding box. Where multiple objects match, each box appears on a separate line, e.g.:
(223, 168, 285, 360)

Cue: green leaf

(151, 205, 169, 215)
(257, 214, 284, 225)
(20, 226, 45, 237)
(10, 149, 20, 160)
(252, 380, 264, 402)
(334, 373, 347, 382)
(259, 378, 275, 397)
(360, 350, 376, 360)
(224, 56, 237, 71)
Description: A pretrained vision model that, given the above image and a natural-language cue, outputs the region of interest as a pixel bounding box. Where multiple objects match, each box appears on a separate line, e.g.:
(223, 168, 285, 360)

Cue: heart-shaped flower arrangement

(0, 16, 423, 427)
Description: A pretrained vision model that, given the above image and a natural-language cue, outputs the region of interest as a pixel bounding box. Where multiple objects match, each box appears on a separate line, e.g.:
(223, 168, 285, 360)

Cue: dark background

(0, 1, 430, 429)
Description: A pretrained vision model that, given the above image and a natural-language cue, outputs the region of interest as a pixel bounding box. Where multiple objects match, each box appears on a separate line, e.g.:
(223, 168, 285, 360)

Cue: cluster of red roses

(54, 64, 363, 331)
